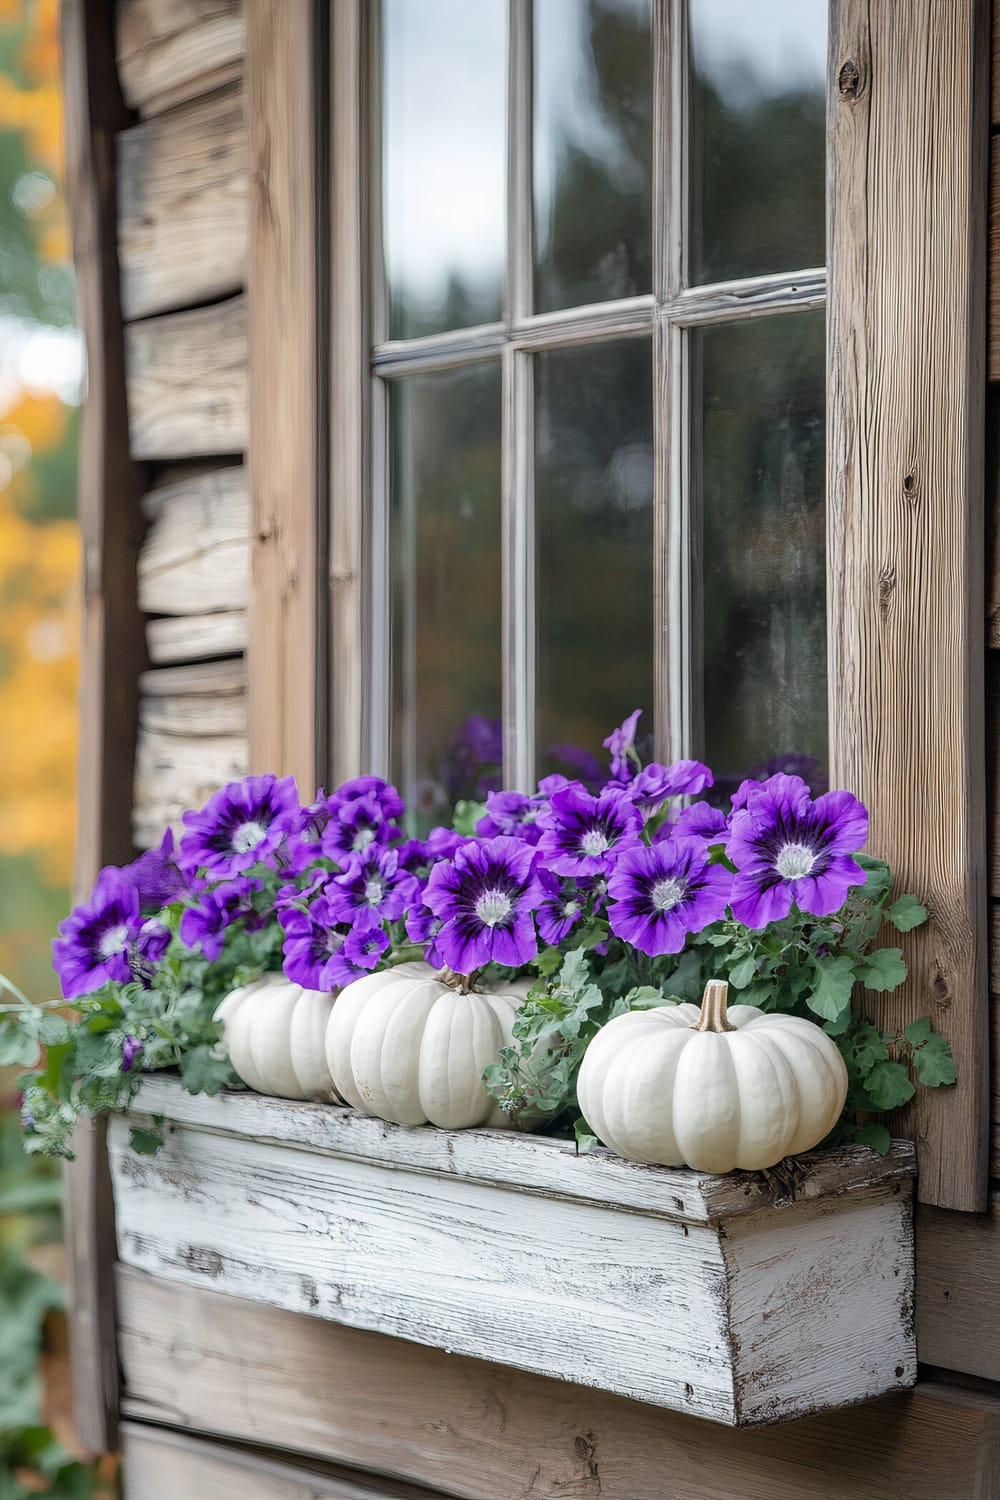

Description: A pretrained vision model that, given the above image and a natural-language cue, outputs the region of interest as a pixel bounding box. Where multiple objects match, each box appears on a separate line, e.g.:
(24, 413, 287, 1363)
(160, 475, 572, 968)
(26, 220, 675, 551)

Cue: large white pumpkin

(325, 961, 531, 1130)
(577, 979, 848, 1173)
(215, 974, 342, 1103)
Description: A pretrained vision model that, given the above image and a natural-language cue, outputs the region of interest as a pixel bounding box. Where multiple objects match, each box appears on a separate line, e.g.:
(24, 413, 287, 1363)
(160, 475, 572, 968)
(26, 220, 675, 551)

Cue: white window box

(110, 1076, 916, 1428)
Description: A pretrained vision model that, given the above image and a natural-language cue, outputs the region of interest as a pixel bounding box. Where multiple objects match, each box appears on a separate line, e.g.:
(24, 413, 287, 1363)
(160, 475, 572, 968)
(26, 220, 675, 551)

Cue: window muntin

(368, 0, 828, 805)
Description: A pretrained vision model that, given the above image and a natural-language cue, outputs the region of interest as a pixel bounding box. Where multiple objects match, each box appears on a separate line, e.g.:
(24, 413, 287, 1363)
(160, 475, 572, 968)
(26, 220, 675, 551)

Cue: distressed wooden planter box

(109, 1076, 917, 1428)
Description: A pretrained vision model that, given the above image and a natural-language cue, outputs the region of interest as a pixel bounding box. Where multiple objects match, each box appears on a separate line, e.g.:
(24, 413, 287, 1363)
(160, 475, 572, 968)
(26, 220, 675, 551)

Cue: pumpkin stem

(439, 967, 480, 995)
(692, 979, 736, 1033)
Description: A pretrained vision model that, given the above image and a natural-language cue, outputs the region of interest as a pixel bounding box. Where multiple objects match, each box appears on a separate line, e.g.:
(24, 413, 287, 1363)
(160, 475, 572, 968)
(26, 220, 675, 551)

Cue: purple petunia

(603, 709, 643, 783)
(627, 758, 713, 816)
(180, 774, 301, 877)
(279, 896, 385, 990)
(284, 788, 334, 873)
(179, 878, 264, 961)
(121, 1035, 144, 1073)
(537, 783, 642, 878)
(544, 743, 605, 793)
(343, 922, 390, 972)
(607, 837, 734, 956)
(122, 828, 190, 912)
(667, 800, 730, 844)
(727, 775, 869, 928)
(321, 790, 395, 863)
(327, 845, 419, 925)
(52, 868, 145, 1000)
(424, 836, 544, 973)
(406, 899, 446, 969)
(476, 790, 546, 845)
(536, 871, 588, 947)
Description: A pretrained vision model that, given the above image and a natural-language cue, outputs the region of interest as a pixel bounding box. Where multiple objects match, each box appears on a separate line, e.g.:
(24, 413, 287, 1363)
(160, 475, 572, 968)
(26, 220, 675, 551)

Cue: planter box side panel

(107, 1114, 737, 1421)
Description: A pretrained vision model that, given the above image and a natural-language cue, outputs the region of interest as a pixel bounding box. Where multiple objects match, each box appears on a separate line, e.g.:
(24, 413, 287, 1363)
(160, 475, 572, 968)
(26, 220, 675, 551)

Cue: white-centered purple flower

(606, 837, 734, 956)
(180, 774, 300, 877)
(52, 868, 145, 999)
(603, 708, 643, 783)
(536, 871, 587, 946)
(537, 783, 642, 878)
(727, 774, 869, 928)
(280, 894, 384, 990)
(665, 800, 730, 844)
(627, 758, 713, 816)
(424, 836, 544, 973)
(476, 790, 546, 845)
(327, 845, 418, 924)
(179, 878, 264, 961)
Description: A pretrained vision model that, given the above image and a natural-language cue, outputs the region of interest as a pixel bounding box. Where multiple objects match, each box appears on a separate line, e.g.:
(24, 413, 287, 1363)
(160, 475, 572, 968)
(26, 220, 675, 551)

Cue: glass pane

(534, 0, 653, 312)
(694, 310, 827, 797)
(382, 0, 506, 340)
(689, 0, 826, 285)
(535, 339, 654, 784)
(390, 365, 503, 828)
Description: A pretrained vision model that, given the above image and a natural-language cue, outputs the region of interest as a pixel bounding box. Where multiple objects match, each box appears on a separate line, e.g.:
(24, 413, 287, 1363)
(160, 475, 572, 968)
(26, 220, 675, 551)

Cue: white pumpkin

(577, 979, 848, 1173)
(325, 961, 531, 1130)
(215, 974, 342, 1103)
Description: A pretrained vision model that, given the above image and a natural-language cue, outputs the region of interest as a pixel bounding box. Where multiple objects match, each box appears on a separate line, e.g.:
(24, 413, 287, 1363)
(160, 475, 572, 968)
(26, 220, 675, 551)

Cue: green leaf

(452, 800, 487, 837)
(858, 947, 908, 992)
(535, 946, 562, 977)
(806, 954, 856, 1022)
(851, 1022, 889, 1072)
(912, 1033, 957, 1088)
(885, 894, 928, 932)
(728, 953, 756, 990)
(853, 854, 894, 900)
(904, 1016, 933, 1047)
(0, 1026, 40, 1068)
(853, 1122, 892, 1154)
(178, 1045, 233, 1096)
(129, 1126, 165, 1156)
(574, 1118, 599, 1153)
(864, 1060, 915, 1111)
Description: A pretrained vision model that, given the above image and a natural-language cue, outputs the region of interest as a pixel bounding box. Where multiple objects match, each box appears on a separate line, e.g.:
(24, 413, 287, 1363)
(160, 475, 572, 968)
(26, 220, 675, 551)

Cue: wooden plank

(133, 727, 247, 847)
(990, 136, 1000, 381)
(60, 0, 147, 1452)
(125, 295, 247, 459)
(993, 0, 1000, 127)
(108, 1085, 915, 1425)
(118, 83, 247, 320)
(121, 1423, 442, 1500)
(246, 0, 327, 793)
(146, 609, 246, 663)
(827, 0, 990, 1209)
(138, 466, 249, 614)
(916, 1191, 1000, 1380)
(140, 689, 246, 737)
(117, 0, 244, 116)
(118, 1268, 1000, 1500)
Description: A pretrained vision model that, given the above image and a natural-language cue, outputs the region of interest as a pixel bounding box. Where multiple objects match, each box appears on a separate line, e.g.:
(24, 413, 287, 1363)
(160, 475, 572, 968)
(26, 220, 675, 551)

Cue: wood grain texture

(118, 1267, 1000, 1500)
(138, 465, 248, 614)
(60, 0, 146, 1451)
(125, 295, 247, 459)
(246, 0, 327, 793)
(121, 1423, 447, 1500)
(117, 0, 244, 116)
(827, 0, 990, 1209)
(145, 609, 246, 663)
(133, 727, 247, 847)
(994, 0, 1000, 127)
(916, 1191, 1000, 1379)
(109, 1081, 915, 1425)
(991, 136, 1000, 381)
(117, 83, 247, 320)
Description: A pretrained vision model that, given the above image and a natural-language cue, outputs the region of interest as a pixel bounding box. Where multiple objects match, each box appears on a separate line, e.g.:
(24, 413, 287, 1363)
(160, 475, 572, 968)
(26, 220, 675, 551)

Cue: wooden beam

(827, 0, 990, 1209)
(117, 0, 244, 117)
(118, 1267, 1000, 1500)
(117, 83, 247, 320)
(990, 136, 1000, 381)
(60, 0, 147, 1450)
(125, 296, 247, 459)
(916, 1193, 1000, 1380)
(246, 0, 327, 793)
(138, 466, 249, 616)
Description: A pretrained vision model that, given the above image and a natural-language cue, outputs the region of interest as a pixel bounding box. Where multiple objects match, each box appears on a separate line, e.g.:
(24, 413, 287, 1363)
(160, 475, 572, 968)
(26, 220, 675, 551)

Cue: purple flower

(52, 868, 144, 999)
(537, 773, 572, 796)
(537, 784, 642, 877)
(180, 774, 301, 877)
(607, 838, 734, 956)
(442, 715, 503, 801)
(327, 845, 419, 924)
(121, 1035, 144, 1073)
(476, 790, 546, 845)
(629, 759, 713, 815)
(284, 789, 334, 873)
(335, 775, 406, 820)
(544, 744, 605, 793)
(536, 871, 587, 947)
(343, 923, 390, 972)
(406, 899, 446, 968)
(668, 800, 730, 844)
(280, 897, 383, 990)
(424, 836, 544, 973)
(179, 878, 264, 961)
(603, 709, 643, 783)
(321, 790, 396, 862)
(426, 826, 466, 860)
(123, 829, 190, 912)
(137, 918, 170, 964)
(728, 775, 869, 928)
(754, 752, 828, 798)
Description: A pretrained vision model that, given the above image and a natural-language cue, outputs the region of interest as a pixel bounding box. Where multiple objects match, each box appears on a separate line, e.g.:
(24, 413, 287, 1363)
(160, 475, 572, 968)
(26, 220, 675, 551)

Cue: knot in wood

(838, 58, 861, 98)
(877, 563, 896, 621)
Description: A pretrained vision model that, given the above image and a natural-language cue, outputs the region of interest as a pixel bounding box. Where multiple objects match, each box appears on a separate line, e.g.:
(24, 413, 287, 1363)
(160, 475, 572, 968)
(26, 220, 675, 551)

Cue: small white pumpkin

(324, 961, 531, 1130)
(577, 979, 848, 1173)
(215, 973, 342, 1103)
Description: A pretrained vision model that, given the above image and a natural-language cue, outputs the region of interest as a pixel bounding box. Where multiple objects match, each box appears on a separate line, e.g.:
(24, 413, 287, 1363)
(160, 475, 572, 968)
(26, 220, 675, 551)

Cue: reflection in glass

(689, 0, 826, 284)
(382, 0, 506, 340)
(534, 0, 653, 312)
(389, 365, 503, 829)
(694, 310, 827, 794)
(535, 339, 654, 783)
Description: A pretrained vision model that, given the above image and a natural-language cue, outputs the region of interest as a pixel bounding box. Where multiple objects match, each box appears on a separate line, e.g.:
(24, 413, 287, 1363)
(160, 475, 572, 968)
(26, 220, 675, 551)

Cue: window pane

(533, 0, 653, 313)
(535, 339, 654, 784)
(689, 0, 826, 285)
(389, 365, 503, 827)
(382, 0, 506, 340)
(694, 310, 827, 795)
